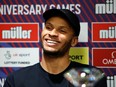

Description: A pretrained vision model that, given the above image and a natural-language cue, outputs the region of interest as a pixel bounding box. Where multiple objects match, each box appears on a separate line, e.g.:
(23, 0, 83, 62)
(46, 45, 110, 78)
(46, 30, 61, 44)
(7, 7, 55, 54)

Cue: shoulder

(4, 63, 40, 87)
(14, 63, 39, 75)
(7, 63, 40, 80)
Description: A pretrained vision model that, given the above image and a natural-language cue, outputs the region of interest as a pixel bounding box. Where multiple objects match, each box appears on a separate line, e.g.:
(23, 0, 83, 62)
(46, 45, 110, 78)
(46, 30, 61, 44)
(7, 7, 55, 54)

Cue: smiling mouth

(45, 39, 60, 45)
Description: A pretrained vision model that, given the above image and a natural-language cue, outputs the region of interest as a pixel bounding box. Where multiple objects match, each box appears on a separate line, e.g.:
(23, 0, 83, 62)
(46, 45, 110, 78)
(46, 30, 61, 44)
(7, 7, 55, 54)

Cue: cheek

(41, 30, 47, 38)
(60, 35, 71, 45)
(59, 35, 67, 42)
(40, 31, 45, 44)
(41, 31, 44, 38)
(60, 34, 72, 41)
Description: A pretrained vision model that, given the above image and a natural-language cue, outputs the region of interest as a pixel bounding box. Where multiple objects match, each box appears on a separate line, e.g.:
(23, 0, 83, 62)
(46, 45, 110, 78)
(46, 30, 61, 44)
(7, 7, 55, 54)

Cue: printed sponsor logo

(107, 75, 116, 87)
(95, 0, 116, 14)
(0, 48, 39, 67)
(0, 4, 81, 15)
(69, 47, 89, 64)
(92, 48, 116, 68)
(92, 22, 116, 42)
(0, 23, 39, 42)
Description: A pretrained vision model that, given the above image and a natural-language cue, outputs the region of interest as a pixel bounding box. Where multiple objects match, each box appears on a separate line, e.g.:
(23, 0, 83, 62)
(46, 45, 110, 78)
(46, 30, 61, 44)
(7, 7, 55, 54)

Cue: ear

(71, 36, 78, 47)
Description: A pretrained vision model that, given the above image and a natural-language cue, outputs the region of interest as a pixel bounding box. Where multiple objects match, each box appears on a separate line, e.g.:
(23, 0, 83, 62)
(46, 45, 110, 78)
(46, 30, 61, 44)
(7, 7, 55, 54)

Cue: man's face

(41, 16, 77, 56)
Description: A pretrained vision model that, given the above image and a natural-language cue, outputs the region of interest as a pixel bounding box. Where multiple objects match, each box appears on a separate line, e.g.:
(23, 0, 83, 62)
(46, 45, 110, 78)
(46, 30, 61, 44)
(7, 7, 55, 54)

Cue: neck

(40, 54, 71, 74)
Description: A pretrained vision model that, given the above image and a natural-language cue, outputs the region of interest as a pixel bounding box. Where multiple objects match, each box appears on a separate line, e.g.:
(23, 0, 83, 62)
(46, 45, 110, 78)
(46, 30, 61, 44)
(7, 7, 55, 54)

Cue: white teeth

(47, 40, 57, 44)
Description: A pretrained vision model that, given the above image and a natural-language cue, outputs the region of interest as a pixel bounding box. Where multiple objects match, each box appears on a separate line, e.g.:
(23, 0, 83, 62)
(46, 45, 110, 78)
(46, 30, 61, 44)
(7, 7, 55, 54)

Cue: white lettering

(2, 26, 32, 39)
(49, 4, 81, 14)
(49, 4, 55, 9)
(30, 5, 35, 15)
(100, 26, 116, 39)
(23, 5, 29, 15)
(13, 5, 17, 15)
(0, 4, 47, 15)
(36, 5, 47, 14)
(17, 5, 23, 15)
(102, 58, 116, 64)
(75, 4, 81, 14)
(95, 0, 116, 14)
(6, 5, 12, 15)
(0, 4, 81, 15)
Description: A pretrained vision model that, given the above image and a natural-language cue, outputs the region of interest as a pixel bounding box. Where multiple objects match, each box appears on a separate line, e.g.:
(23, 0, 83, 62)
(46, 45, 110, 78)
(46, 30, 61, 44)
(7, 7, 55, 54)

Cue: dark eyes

(45, 25, 67, 34)
(45, 26, 52, 30)
(59, 29, 67, 33)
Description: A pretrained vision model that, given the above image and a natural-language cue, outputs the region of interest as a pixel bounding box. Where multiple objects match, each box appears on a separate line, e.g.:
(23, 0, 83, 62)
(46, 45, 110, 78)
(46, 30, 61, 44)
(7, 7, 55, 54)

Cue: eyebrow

(45, 21, 72, 29)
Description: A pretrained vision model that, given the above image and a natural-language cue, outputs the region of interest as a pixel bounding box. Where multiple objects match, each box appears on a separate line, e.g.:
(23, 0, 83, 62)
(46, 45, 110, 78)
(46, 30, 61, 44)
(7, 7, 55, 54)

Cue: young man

(3, 9, 107, 87)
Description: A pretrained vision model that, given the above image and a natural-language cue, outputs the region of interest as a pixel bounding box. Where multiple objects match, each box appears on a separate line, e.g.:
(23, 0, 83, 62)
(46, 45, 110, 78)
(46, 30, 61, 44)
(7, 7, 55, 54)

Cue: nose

(49, 29, 58, 37)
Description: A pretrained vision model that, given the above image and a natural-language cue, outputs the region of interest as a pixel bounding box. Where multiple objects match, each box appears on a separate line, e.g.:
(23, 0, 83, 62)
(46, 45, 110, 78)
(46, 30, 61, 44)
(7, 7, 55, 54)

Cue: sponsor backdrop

(0, 0, 116, 87)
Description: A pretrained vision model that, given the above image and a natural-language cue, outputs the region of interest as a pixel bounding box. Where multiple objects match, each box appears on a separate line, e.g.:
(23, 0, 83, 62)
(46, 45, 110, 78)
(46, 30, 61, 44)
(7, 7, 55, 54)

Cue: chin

(43, 48, 67, 58)
(44, 49, 58, 53)
(44, 46, 58, 52)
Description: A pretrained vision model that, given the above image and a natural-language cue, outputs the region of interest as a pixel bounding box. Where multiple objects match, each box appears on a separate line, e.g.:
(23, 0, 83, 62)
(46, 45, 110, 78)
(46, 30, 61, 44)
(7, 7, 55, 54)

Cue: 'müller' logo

(95, 0, 116, 14)
(100, 26, 116, 39)
(2, 26, 32, 39)
(0, 23, 39, 42)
